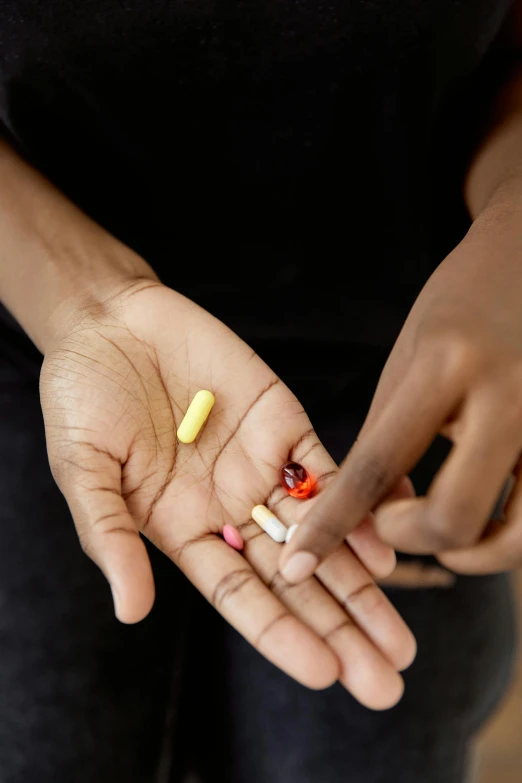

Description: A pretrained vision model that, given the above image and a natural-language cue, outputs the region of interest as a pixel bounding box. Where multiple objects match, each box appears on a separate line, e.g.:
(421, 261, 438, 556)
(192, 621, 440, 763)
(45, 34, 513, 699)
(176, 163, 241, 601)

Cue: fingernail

(281, 552, 318, 583)
(285, 524, 298, 543)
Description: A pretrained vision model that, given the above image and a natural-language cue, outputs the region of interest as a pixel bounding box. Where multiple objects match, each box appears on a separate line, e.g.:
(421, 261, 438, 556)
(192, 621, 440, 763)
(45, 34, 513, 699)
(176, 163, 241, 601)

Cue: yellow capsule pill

(177, 390, 215, 443)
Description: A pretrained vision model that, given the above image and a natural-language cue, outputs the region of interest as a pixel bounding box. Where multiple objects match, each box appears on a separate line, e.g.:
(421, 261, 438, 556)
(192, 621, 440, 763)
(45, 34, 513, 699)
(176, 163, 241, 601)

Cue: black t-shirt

(0, 1, 513, 354)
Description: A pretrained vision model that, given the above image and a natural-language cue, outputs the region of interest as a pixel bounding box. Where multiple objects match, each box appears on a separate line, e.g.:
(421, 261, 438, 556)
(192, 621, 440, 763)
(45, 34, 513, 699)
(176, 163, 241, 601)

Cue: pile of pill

(221, 461, 314, 549)
(178, 395, 312, 552)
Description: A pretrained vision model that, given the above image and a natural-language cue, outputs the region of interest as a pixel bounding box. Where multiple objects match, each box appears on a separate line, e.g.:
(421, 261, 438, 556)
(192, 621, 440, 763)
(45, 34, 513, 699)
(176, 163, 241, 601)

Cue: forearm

(465, 63, 522, 219)
(0, 139, 157, 353)
(465, 1, 522, 219)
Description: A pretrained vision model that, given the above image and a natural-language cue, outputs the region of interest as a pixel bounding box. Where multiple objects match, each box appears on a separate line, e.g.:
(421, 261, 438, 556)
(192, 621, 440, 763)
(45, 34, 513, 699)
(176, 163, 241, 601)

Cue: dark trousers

(0, 305, 516, 783)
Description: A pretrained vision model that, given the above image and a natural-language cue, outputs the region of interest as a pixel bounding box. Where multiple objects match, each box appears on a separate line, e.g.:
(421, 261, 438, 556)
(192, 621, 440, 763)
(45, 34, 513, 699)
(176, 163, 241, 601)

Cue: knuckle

(421, 329, 479, 383)
(212, 568, 256, 610)
(269, 571, 295, 600)
(255, 611, 292, 648)
(350, 452, 391, 502)
(315, 469, 339, 491)
(167, 532, 218, 566)
(91, 512, 129, 534)
(343, 582, 385, 615)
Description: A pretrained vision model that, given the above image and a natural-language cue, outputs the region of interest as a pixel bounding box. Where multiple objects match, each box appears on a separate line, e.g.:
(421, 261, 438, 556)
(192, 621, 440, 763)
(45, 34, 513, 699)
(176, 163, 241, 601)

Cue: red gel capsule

(279, 461, 315, 499)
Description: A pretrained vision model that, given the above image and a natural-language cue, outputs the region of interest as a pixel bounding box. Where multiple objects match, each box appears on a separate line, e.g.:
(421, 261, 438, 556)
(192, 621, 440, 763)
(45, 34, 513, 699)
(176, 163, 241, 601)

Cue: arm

(465, 1, 522, 217)
(0, 138, 157, 353)
(280, 1, 522, 583)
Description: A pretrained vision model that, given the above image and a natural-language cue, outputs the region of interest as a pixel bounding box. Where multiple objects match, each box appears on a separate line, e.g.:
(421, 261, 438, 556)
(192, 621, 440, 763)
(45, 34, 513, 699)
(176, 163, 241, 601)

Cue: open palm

(41, 281, 415, 709)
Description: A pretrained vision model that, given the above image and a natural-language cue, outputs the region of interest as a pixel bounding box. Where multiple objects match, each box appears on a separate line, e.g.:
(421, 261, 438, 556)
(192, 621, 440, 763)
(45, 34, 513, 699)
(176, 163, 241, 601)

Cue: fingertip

(279, 494, 350, 581)
(383, 616, 417, 673)
(336, 626, 406, 710)
(112, 582, 155, 624)
(373, 498, 418, 546)
(305, 668, 339, 691)
(280, 551, 319, 584)
(109, 546, 156, 624)
(398, 632, 417, 672)
(368, 546, 397, 579)
(257, 610, 340, 689)
(369, 673, 405, 711)
(436, 548, 493, 575)
(296, 647, 340, 690)
(343, 667, 405, 711)
(95, 526, 156, 623)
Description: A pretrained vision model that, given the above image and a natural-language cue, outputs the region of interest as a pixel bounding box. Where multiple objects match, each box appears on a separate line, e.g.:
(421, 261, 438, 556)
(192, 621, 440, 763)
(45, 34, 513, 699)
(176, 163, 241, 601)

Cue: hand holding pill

(41, 283, 415, 710)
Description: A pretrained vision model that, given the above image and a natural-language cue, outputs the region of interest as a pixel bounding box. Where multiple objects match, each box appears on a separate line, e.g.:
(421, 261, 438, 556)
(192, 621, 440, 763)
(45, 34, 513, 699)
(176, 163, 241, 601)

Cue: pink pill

(223, 524, 244, 551)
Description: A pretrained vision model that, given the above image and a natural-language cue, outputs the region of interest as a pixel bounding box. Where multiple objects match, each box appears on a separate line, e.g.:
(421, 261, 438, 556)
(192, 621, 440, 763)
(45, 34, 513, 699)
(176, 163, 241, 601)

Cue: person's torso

(0, 0, 512, 345)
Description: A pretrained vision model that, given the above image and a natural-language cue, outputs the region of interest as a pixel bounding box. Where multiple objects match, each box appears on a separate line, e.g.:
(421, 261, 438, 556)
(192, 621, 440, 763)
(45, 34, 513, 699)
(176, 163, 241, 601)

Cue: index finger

(279, 363, 462, 583)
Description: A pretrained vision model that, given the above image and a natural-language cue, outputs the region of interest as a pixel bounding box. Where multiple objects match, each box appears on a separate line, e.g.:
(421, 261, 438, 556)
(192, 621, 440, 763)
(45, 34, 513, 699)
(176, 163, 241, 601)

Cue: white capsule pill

(285, 524, 298, 543)
(251, 505, 287, 543)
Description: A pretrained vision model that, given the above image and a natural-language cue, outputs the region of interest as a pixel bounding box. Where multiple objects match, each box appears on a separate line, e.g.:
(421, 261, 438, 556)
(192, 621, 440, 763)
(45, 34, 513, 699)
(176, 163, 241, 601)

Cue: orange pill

(279, 462, 315, 499)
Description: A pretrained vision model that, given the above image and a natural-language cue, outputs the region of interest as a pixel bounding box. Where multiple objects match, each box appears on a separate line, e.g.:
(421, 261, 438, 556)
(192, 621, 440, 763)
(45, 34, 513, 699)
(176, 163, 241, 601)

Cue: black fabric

(0, 4, 519, 781)
(0, 0, 514, 351)
(0, 306, 516, 783)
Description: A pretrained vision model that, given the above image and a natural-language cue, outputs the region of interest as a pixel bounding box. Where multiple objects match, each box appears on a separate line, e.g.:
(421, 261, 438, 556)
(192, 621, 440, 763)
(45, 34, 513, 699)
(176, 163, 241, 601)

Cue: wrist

(470, 174, 522, 235)
(424, 173, 522, 310)
(40, 243, 159, 354)
(0, 138, 159, 353)
(2, 228, 159, 355)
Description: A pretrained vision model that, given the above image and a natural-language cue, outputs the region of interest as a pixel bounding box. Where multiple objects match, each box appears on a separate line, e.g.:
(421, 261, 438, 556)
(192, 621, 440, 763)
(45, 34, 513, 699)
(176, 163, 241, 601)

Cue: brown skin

(0, 140, 415, 710)
(280, 1, 522, 583)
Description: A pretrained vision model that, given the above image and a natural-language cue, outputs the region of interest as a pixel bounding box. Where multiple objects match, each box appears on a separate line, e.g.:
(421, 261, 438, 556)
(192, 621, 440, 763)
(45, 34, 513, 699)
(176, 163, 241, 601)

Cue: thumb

(50, 444, 155, 623)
